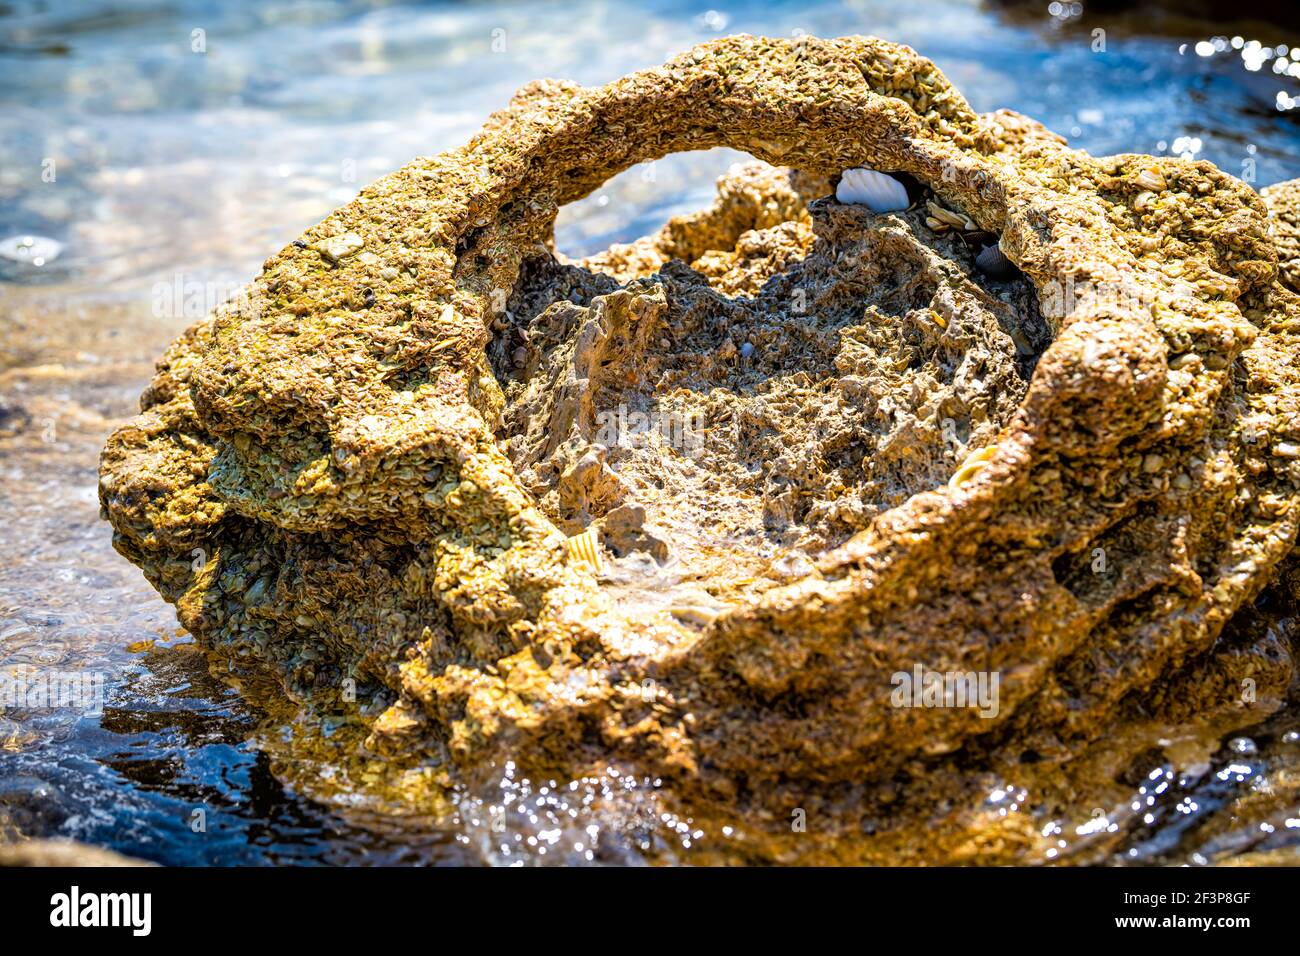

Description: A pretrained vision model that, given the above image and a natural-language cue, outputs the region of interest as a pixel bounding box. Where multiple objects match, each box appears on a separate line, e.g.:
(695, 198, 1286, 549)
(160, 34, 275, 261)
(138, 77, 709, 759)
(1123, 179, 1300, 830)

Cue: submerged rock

(100, 35, 1300, 859)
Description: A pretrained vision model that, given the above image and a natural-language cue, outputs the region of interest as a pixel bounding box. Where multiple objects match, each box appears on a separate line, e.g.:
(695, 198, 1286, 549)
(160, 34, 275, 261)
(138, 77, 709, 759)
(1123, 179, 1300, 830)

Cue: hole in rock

(553, 149, 749, 258)
(492, 160, 1053, 603)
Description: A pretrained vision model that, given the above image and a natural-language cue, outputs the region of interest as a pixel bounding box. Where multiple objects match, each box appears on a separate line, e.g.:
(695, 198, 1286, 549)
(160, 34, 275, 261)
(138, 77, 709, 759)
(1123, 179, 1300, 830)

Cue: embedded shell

(975, 241, 1016, 278)
(835, 165, 911, 211)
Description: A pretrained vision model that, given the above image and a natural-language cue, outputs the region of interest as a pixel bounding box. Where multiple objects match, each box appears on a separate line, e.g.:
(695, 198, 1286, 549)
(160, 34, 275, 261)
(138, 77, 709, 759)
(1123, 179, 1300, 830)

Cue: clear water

(2, 0, 1300, 866)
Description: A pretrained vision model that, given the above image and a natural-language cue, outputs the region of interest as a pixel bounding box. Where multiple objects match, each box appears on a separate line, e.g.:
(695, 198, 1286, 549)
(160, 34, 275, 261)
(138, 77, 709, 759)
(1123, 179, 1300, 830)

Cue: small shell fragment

(926, 200, 971, 229)
(1134, 168, 1167, 192)
(565, 528, 603, 573)
(948, 444, 999, 489)
(311, 232, 365, 265)
(836, 166, 910, 212)
(670, 605, 721, 627)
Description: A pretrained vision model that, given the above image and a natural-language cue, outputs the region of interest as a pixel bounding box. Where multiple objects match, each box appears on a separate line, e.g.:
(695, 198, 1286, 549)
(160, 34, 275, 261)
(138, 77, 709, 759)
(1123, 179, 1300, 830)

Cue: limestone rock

(99, 35, 1300, 855)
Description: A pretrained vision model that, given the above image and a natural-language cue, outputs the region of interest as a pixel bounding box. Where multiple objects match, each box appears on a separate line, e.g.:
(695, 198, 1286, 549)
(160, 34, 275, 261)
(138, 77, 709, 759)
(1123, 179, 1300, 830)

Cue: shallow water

(3, 0, 1300, 865)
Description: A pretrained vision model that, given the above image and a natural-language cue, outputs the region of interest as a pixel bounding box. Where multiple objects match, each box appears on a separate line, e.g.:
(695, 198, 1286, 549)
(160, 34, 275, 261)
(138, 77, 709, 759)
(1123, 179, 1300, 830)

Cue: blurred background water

(3, 0, 1300, 866)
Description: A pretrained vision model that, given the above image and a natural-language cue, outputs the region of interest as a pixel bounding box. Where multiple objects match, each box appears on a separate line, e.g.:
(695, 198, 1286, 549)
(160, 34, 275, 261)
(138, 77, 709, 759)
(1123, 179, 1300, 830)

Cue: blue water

(2, 0, 1300, 865)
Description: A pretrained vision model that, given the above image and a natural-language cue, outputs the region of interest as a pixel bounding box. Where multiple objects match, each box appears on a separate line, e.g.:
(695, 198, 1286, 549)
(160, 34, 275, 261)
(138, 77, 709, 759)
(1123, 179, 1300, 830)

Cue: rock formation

(100, 35, 1300, 859)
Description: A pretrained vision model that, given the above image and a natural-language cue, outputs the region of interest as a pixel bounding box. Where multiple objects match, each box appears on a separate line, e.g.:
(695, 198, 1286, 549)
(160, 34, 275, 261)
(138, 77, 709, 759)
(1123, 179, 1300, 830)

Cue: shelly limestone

(100, 34, 1300, 862)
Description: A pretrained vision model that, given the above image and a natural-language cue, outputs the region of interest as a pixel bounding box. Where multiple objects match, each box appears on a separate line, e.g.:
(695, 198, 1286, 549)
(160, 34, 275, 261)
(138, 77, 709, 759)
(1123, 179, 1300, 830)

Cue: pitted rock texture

(101, 35, 1300, 847)
(502, 163, 1046, 566)
(1263, 179, 1300, 294)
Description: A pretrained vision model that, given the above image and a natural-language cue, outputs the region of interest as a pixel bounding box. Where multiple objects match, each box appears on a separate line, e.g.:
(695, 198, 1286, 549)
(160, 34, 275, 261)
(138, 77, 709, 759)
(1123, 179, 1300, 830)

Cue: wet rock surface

(0, 838, 153, 867)
(99, 35, 1300, 861)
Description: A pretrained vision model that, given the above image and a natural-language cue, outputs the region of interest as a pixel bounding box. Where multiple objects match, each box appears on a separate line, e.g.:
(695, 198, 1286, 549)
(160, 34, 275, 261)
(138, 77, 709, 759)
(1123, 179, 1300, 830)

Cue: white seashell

(835, 166, 909, 212)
